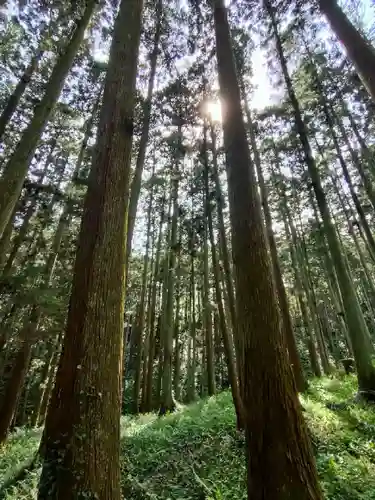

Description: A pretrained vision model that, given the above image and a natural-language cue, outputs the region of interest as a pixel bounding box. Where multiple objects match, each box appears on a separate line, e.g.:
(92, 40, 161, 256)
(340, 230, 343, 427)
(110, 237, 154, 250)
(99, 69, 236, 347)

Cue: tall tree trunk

(36, 343, 60, 428)
(267, 0, 375, 395)
(37, 1, 143, 498)
(187, 243, 196, 403)
(1, 138, 56, 275)
(132, 181, 154, 413)
(0, 47, 43, 142)
(206, 143, 244, 425)
(0, 308, 38, 444)
(160, 130, 181, 414)
(0, 0, 96, 240)
(307, 52, 375, 258)
(212, 1, 322, 498)
(202, 129, 215, 396)
(209, 124, 237, 342)
(244, 100, 306, 392)
(318, 0, 375, 103)
(125, 0, 162, 268)
(144, 209, 164, 411)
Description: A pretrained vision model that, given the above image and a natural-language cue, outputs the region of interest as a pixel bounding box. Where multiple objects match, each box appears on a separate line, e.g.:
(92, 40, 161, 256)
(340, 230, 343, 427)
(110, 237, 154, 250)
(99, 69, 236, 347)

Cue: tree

(318, 0, 375, 103)
(37, 0, 144, 497)
(211, 0, 322, 497)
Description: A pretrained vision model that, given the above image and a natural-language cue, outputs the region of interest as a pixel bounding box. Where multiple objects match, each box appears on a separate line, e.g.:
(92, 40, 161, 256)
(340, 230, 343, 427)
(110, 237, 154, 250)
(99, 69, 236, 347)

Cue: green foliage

(1, 377, 375, 499)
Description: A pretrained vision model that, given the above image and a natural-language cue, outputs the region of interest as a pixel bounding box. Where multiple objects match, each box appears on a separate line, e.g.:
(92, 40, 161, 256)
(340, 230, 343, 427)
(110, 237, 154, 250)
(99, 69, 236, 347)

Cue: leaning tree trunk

(243, 99, 306, 392)
(318, 0, 375, 103)
(37, 1, 143, 499)
(267, 0, 375, 395)
(212, 1, 322, 498)
(0, 47, 44, 142)
(0, 0, 96, 240)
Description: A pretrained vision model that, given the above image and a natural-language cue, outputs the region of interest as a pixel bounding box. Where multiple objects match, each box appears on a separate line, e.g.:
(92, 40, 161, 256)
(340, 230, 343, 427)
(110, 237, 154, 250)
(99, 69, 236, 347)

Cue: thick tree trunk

(318, 0, 375, 103)
(268, 0, 375, 394)
(244, 101, 306, 392)
(206, 139, 244, 425)
(37, 1, 143, 498)
(213, 1, 322, 498)
(0, 0, 96, 240)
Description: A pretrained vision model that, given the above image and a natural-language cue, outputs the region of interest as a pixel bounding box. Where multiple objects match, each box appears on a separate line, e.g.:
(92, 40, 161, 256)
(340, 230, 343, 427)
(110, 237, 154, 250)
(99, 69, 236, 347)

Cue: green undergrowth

(0, 376, 375, 499)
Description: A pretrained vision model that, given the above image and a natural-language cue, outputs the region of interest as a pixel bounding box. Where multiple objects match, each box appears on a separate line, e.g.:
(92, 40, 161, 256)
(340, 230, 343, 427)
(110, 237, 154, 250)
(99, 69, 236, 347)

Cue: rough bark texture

(0, 0, 96, 240)
(213, 1, 322, 498)
(244, 100, 306, 392)
(37, 1, 143, 498)
(319, 0, 375, 103)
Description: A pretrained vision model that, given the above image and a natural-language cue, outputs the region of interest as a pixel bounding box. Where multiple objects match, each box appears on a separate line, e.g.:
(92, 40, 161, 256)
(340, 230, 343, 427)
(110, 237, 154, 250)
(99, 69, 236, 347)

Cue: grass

(0, 375, 375, 499)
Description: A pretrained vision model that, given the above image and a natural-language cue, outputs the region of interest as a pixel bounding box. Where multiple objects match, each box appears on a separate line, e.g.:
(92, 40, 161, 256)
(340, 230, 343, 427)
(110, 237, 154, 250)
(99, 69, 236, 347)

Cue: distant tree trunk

(144, 208, 164, 411)
(160, 130, 181, 414)
(132, 182, 154, 414)
(0, 308, 38, 444)
(36, 344, 60, 428)
(0, 47, 44, 142)
(125, 0, 162, 269)
(187, 242, 196, 403)
(1, 138, 56, 275)
(37, 1, 143, 498)
(268, 0, 375, 395)
(318, 0, 375, 103)
(307, 53, 375, 258)
(0, 0, 96, 240)
(173, 235, 182, 401)
(31, 336, 60, 428)
(202, 131, 215, 396)
(212, 1, 322, 498)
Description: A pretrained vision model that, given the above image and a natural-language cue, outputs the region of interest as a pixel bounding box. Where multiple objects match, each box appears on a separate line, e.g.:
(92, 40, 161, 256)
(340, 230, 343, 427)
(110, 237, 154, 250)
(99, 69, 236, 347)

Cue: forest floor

(0, 375, 375, 499)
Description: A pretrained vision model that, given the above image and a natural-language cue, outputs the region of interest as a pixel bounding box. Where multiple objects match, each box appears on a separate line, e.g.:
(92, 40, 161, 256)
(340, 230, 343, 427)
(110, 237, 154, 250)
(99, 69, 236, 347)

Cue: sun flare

(204, 100, 222, 123)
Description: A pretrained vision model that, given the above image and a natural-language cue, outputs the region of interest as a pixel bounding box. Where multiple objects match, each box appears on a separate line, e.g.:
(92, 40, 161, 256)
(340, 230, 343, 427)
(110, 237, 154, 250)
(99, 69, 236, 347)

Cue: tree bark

(37, 1, 143, 498)
(213, 1, 322, 498)
(244, 100, 306, 392)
